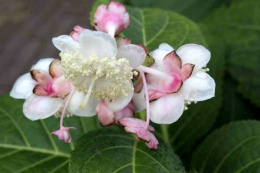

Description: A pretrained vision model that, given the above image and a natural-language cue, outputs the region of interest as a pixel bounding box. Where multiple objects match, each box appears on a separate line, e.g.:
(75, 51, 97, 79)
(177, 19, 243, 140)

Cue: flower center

(60, 51, 133, 101)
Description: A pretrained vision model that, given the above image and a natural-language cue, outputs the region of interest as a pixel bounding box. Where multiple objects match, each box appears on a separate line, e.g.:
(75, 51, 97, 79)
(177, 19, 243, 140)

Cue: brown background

(0, 0, 95, 95)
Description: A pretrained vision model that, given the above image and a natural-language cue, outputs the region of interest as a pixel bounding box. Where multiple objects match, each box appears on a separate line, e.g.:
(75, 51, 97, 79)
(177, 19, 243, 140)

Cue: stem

(137, 65, 169, 79)
(161, 124, 170, 144)
(140, 71, 150, 129)
(60, 87, 75, 128)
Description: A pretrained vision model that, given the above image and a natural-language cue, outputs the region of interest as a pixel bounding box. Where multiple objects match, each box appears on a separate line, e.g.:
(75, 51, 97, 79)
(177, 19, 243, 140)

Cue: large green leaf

(123, 0, 222, 21)
(0, 95, 100, 173)
(215, 75, 257, 127)
(70, 128, 185, 173)
(191, 120, 260, 173)
(202, 0, 260, 107)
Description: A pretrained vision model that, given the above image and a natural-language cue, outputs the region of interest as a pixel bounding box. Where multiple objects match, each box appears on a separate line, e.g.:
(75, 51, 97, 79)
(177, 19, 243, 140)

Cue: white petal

(23, 95, 63, 121)
(176, 44, 210, 73)
(10, 73, 37, 99)
(150, 93, 184, 124)
(105, 89, 134, 112)
(150, 43, 174, 69)
(68, 90, 98, 117)
(181, 71, 215, 101)
(79, 29, 117, 58)
(31, 58, 54, 73)
(116, 44, 146, 68)
(52, 35, 79, 52)
(132, 88, 146, 113)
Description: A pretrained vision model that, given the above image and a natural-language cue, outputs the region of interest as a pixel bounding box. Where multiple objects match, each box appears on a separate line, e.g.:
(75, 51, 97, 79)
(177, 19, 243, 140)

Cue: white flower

(133, 43, 215, 124)
(10, 58, 73, 120)
(52, 29, 146, 114)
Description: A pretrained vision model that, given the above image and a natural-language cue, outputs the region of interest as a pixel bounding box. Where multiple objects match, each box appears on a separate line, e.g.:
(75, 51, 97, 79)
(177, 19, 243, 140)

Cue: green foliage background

(0, 0, 259, 172)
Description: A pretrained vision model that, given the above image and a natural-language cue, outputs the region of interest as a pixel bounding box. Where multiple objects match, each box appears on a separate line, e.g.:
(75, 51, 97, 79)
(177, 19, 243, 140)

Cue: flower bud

(94, 1, 130, 36)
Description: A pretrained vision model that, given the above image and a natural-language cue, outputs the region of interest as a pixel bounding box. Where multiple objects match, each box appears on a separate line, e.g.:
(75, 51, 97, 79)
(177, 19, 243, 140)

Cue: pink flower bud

(51, 127, 75, 143)
(70, 25, 85, 41)
(94, 1, 130, 36)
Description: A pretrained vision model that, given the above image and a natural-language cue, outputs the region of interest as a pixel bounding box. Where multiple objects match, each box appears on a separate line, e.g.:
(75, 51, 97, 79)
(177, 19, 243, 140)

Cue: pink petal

(49, 59, 63, 78)
(33, 84, 49, 96)
(146, 70, 182, 94)
(118, 117, 146, 128)
(148, 89, 166, 102)
(163, 51, 182, 74)
(114, 102, 134, 122)
(70, 25, 85, 42)
(96, 100, 115, 126)
(145, 133, 159, 149)
(181, 63, 195, 81)
(51, 76, 72, 99)
(73, 25, 84, 32)
(30, 70, 52, 84)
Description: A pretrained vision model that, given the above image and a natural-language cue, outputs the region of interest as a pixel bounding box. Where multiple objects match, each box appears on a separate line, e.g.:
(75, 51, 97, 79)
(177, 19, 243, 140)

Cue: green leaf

(122, 0, 222, 21)
(70, 128, 186, 173)
(191, 120, 260, 173)
(202, 0, 260, 107)
(215, 75, 257, 127)
(0, 95, 100, 173)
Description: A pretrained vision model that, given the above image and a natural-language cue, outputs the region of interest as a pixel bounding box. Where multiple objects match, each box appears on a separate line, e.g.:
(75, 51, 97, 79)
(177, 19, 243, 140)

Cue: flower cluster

(10, 1, 215, 149)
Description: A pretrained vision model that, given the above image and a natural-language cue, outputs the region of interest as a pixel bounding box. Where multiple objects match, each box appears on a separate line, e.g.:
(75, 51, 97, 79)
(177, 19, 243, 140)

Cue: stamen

(140, 71, 150, 129)
(137, 65, 169, 79)
(60, 87, 75, 128)
(80, 79, 95, 108)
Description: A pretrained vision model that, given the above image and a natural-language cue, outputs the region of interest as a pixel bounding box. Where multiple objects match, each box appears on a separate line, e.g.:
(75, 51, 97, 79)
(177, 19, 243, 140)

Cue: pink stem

(140, 71, 150, 129)
(59, 87, 75, 128)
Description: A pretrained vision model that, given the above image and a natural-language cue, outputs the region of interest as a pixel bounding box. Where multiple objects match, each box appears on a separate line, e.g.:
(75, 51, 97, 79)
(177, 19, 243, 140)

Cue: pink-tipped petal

(33, 84, 49, 96)
(51, 76, 72, 99)
(30, 70, 52, 84)
(49, 59, 63, 78)
(96, 100, 115, 126)
(181, 63, 195, 81)
(146, 69, 182, 94)
(115, 102, 134, 122)
(70, 25, 86, 41)
(145, 133, 159, 149)
(163, 51, 182, 74)
(148, 89, 165, 102)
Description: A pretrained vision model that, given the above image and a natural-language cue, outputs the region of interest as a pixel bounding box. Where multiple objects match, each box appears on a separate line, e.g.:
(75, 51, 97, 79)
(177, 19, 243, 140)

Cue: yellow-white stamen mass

(60, 51, 133, 101)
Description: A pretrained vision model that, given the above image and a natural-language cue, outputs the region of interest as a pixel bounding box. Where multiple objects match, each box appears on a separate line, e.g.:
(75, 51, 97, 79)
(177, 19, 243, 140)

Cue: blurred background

(0, 0, 95, 94)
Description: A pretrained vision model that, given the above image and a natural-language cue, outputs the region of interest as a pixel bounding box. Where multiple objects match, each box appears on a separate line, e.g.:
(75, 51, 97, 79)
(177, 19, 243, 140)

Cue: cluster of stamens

(60, 51, 133, 101)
